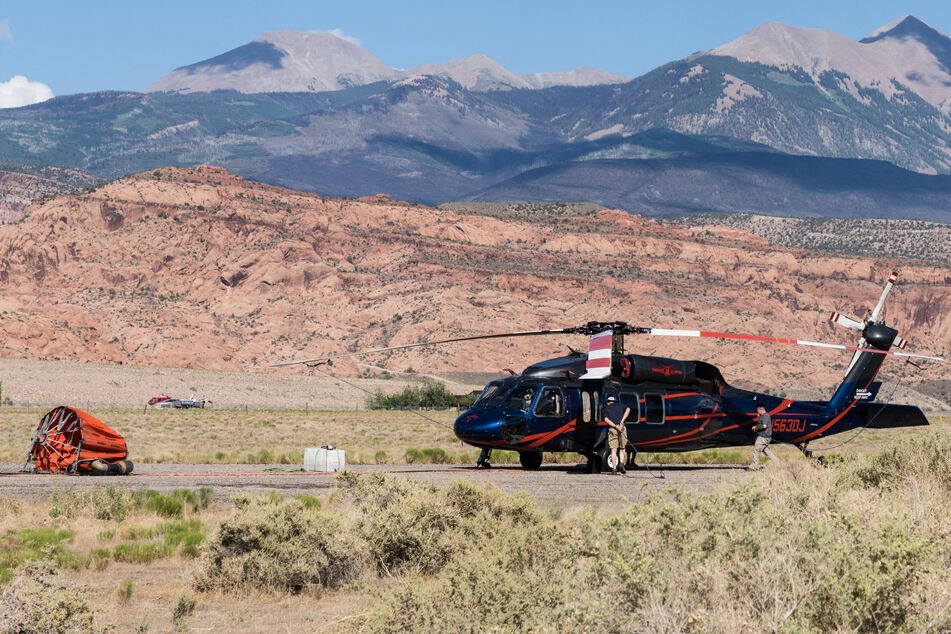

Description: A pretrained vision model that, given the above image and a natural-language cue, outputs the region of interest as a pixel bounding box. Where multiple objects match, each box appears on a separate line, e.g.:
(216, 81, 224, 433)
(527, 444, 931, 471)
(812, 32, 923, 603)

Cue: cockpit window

(473, 383, 511, 409)
(507, 387, 536, 412)
(534, 387, 565, 417)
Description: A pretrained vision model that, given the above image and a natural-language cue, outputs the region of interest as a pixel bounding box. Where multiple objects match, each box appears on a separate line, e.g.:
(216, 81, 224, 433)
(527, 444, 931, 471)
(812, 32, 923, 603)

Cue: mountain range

(5, 16, 951, 220)
(146, 31, 630, 94)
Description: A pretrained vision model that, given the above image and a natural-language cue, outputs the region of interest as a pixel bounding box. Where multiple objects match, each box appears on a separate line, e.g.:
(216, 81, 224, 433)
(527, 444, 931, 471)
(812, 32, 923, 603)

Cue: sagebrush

(193, 433, 951, 632)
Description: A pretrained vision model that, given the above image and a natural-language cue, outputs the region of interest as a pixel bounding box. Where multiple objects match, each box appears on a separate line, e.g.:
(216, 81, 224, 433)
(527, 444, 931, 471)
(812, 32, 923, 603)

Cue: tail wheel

(519, 451, 543, 470)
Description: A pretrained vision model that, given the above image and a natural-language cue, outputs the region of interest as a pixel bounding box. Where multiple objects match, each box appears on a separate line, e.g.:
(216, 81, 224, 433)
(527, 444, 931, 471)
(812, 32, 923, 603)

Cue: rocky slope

(0, 167, 947, 402)
(0, 166, 101, 223)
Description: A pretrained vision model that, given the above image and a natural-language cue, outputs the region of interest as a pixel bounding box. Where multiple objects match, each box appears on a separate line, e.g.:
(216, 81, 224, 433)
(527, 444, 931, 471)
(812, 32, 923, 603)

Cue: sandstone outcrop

(0, 166, 947, 397)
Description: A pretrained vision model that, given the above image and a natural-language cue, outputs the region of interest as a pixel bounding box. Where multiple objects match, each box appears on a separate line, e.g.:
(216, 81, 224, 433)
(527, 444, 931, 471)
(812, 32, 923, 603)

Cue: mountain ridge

(709, 15, 951, 113)
(6, 16, 951, 219)
(147, 30, 630, 94)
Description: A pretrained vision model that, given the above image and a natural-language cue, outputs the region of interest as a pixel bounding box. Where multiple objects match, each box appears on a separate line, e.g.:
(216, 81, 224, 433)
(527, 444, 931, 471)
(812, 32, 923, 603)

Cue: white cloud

(0, 76, 54, 109)
(311, 28, 361, 47)
(0, 20, 12, 43)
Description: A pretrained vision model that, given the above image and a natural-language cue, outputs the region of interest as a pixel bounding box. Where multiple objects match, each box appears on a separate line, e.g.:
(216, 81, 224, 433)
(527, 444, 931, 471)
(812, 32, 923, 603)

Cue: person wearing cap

(603, 394, 630, 474)
(749, 403, 778, 470)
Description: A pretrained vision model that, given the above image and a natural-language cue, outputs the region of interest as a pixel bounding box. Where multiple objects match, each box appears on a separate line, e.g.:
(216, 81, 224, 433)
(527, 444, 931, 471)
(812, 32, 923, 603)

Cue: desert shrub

(0, 560, 108, 634)
(362, 528, 612, 634)
(342, 474, 545, 576)
(0, 497, 22, 520)
(847, 432, 951, 491)
(353, 440, 951, 633)
(91, 487, 141, 521)
(193, 494, 366, 594)
(46, 487, 212, 523)
(367, 380, 458, 409)
(117, 579, 133, 603)
(170, 592, 196, 631)
(46, 489, 86, 520)
(52, 549, 90, 572)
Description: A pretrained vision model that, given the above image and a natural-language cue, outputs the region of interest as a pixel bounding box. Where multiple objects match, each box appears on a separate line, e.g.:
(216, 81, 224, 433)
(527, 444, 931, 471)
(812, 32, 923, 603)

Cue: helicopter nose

(453, 412, 502, 444)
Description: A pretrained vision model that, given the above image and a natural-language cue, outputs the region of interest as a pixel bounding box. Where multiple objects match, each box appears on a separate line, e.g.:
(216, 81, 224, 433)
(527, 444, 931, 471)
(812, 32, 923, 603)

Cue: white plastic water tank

(303, 447, 346, 472)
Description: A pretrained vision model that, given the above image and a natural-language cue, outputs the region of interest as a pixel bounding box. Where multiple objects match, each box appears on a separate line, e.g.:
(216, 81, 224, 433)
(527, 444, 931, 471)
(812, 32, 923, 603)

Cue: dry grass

(0, 407, 464, 465)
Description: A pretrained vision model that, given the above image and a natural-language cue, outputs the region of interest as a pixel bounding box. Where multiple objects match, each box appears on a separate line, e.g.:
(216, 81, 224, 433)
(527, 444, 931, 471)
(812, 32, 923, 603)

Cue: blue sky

(2, 0, 951, 98)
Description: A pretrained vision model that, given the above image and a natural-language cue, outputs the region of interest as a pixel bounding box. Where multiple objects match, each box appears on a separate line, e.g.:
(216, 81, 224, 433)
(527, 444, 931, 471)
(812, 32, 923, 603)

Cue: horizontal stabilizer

(855, 403, 929, 428)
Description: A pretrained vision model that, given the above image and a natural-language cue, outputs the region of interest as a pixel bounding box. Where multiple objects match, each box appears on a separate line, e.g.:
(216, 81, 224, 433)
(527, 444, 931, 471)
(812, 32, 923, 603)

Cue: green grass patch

(294, 495, 322, 510)
(117, 579, 134, 603)
(113, 541, 174, 564)
(46, 486, 214, 522)
(0, 528, 75, 582)
(112, 518, 206, 562)
(404, 447, 453, 464)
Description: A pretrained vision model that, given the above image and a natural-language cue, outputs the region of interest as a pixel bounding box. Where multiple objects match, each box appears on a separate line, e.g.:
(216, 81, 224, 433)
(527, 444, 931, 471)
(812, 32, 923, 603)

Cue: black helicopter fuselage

(453, 334, 928, 463)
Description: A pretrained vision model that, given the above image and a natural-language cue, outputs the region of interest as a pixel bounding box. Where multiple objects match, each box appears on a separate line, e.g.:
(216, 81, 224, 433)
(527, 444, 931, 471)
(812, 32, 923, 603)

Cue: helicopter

(273, 272, 944, 473)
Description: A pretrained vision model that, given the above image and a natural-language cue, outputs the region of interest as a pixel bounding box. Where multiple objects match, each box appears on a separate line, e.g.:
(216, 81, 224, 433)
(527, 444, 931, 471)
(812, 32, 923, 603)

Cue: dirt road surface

(0, 462, 755, 508)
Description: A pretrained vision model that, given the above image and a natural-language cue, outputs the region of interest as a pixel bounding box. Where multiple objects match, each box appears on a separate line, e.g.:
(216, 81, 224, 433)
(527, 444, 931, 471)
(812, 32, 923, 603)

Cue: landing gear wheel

(599, 447, 615, 473)
(519, 451, 543, 470)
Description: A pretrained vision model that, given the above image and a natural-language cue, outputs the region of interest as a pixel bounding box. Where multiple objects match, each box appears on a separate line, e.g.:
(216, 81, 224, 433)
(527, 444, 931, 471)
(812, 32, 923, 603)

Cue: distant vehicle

(177, 395, 213, 409)
(148, 394, 212, 409)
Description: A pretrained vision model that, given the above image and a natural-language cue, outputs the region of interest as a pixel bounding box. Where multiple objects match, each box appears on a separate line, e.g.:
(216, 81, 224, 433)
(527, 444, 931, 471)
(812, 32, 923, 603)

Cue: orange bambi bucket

(27, 406, 128, 473)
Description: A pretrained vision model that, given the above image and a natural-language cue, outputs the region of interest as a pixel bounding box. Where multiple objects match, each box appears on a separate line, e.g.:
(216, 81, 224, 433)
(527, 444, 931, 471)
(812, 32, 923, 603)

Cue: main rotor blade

(645, 328, 944, 361)
(270, 328, 574, 367)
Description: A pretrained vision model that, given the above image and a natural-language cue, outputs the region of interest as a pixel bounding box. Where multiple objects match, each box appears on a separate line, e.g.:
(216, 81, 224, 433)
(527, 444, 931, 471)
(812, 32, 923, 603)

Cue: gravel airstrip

(0, 462, 753, 509)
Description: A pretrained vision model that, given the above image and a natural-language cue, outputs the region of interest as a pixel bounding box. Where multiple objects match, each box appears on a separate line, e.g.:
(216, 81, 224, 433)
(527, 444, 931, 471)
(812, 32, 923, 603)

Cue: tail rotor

(828, 271, 908, 374)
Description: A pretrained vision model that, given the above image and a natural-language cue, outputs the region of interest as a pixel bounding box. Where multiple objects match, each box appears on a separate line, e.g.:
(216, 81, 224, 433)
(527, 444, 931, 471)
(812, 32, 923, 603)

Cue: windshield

(473, 383, 512, 409)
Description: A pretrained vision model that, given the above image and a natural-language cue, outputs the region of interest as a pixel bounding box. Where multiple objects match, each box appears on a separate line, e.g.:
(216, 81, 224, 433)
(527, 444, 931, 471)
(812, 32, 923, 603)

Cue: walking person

(603, 395, 630, 474)
(749, 403, 778, 470)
